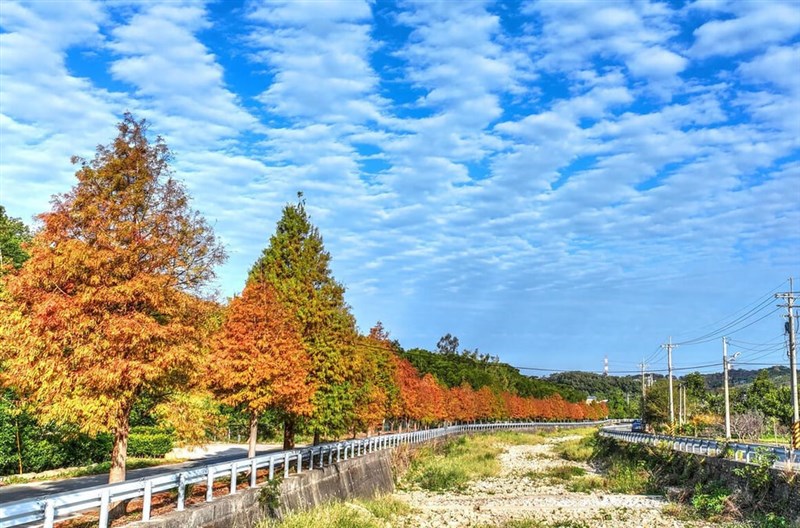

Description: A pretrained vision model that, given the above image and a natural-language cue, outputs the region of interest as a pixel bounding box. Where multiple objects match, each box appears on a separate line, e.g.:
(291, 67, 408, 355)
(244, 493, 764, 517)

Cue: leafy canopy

(0, 113, 225, 456)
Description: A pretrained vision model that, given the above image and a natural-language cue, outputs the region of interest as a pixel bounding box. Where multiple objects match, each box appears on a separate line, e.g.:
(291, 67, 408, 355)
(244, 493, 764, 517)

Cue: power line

(671, 279, 787, 344)
(674, 299, 779, 346)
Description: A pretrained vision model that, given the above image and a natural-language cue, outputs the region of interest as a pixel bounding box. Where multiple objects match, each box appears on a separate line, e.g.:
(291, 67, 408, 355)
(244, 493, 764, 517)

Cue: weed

(258, 477, 282, 515)
(400, 434, 501, 492)
(566, 475, 605, 493)
(355, 496, 411, 520)
(555, 435, 594, 462)
(256, 501, 381, 528)
(747, 512, 791, 528)
(691, 481, 732, 517)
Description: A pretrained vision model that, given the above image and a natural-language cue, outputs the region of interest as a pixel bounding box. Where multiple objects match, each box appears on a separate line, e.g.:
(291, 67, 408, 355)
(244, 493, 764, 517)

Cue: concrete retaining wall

(124, 449, 395, 528)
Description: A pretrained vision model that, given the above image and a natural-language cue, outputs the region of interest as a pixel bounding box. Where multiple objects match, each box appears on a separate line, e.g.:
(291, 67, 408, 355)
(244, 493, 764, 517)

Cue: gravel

(392, 434, 716, 528)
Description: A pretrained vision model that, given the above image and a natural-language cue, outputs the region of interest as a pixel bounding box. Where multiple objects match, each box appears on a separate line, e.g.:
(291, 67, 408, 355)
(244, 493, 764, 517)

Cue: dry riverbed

(391, 434, 715, 528)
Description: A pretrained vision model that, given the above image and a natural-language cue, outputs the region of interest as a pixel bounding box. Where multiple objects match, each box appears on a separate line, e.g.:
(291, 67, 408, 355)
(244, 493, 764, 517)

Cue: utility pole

(722, 337, 740, 440)
(662, 337, 677, 426)
(683, 384, 688, 424)
(776, 278, 798, 448)
(723, 337, 731, 439)
(639, 361, 647, 422)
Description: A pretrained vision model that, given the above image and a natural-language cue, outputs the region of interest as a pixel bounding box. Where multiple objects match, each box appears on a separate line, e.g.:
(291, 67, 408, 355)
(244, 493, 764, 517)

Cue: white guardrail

(599, 427, 800, 469)
(0, 420, 612, 528)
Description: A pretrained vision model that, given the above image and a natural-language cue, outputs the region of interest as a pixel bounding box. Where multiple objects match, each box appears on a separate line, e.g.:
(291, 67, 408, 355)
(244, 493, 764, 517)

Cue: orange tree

(0, 115, 225, 483)
(207, 279, 314, 457)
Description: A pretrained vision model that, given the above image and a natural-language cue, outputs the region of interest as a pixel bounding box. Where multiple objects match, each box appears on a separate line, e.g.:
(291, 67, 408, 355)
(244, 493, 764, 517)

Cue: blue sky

(1, 0, 798, 377)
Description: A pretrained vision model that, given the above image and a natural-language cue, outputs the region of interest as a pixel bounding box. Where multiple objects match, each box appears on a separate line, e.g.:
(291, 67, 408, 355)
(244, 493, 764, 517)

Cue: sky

(1, 0, 798, 378)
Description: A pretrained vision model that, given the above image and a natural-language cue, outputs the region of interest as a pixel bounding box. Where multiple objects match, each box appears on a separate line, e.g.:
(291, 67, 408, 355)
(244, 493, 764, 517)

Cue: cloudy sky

(1, 0, 798, 376)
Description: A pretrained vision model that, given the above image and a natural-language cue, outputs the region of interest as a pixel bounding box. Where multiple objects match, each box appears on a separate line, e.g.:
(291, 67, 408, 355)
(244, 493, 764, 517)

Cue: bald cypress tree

(249, 194, 357, 447)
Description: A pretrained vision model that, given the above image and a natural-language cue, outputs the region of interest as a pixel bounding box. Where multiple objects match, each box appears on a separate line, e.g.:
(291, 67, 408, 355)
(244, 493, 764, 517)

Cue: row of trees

(0, 115, 606, 481)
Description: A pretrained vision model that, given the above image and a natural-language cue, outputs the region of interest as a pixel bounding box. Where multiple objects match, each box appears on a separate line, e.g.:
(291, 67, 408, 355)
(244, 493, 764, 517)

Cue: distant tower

(603, 356, 609, 377)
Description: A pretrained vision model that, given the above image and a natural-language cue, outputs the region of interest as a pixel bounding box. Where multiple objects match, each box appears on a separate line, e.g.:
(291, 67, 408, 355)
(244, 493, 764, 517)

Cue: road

(0, 443, 287, 504)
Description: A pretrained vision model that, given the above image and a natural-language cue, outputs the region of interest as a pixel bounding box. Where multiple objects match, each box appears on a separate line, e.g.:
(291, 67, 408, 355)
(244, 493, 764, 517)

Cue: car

(631, 419, 645, 432)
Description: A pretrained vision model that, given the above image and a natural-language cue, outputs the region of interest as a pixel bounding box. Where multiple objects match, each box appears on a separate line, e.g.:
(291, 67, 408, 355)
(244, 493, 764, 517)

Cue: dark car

(631, 419, 645, 432)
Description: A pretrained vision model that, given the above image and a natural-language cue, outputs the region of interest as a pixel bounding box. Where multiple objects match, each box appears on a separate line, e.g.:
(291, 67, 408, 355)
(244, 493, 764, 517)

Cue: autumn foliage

(0, 115, 225, 483)
(207, 279, 314, 456)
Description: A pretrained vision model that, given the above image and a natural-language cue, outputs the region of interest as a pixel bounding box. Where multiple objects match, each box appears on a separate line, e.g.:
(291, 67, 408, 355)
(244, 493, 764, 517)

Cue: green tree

(249, 194, 357, 447)
(0, 206, 32, 271)
(436, 333, 459, 355)
(644, 380, 670, 429)
(747, 370, 792, 426)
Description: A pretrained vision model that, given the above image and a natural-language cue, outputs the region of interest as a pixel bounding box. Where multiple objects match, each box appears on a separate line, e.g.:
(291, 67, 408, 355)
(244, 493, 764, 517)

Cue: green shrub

(128, 429, 173, 458)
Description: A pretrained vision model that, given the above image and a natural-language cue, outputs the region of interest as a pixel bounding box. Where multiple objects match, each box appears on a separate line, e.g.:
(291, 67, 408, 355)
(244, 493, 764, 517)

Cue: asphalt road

(0, 444, 287, 504)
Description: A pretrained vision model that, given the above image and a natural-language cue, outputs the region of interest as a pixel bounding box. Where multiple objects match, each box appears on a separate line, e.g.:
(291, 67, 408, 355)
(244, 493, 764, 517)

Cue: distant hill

(546, 371, 641, 398)
(689, 365, 790, 390)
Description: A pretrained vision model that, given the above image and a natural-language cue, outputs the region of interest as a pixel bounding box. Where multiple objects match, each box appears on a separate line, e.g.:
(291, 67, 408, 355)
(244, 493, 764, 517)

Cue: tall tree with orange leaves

(207, 279, 314, 457)
(0, 115, 225, 484)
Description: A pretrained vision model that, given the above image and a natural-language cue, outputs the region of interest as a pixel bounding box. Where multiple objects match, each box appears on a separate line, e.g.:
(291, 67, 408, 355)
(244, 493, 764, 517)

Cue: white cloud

(690, 2, 800, 58)
(737, 44, 800, 93)
(107, 2, 256, 147)
(526, 0, 686, 87)
(0, 1, 120, 223)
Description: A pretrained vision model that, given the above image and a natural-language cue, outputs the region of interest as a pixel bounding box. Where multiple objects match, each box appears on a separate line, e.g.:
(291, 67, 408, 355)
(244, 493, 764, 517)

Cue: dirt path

(393, 435, 715, 528)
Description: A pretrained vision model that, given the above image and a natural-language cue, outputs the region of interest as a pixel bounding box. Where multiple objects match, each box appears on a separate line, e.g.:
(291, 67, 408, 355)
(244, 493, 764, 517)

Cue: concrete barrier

(124, 449, 394, 528)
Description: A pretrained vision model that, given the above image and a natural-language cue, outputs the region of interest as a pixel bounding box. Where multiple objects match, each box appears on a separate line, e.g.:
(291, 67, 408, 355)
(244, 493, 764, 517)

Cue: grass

(256, 496, 411, 528)
(477, 520, 592, 528)
(0, 458, 185, 485)
(400, 435, 503, 492)
(525, 465, 587, 484)
(490, 430, 546, 445)
(554, 436, 594, 462)
(566, 475, 606, 493)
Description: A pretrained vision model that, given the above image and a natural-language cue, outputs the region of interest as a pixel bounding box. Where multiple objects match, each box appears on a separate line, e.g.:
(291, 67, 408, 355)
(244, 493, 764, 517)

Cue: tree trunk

(313, 430, 321, 446)
(248, 411, 258, 458)
(108, 403, 132, 520)
(109, 404, 132, 483)
(283, 416, 295, 450)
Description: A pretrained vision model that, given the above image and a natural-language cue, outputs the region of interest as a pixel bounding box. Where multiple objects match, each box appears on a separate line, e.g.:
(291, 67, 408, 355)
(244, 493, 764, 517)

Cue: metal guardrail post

(142, 480, 152, 521)
(251, 458, 258, 487)
(43, 500, 55, 528)
(269, 455, 275, 480)
(297, 452, 303, 474)
(207, 467, 215, 502)
(177, 472, 186, 511)
(284, 452, 290, 478)
(230, 463, 237, 495)
(99, 488, 110, 527)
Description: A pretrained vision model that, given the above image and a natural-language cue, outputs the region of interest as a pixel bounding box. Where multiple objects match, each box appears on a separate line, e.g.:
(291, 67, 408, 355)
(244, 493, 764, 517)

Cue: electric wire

(673, 299, 779, 346)
(669, 279, 787, 345)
